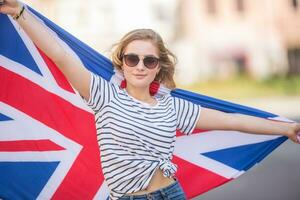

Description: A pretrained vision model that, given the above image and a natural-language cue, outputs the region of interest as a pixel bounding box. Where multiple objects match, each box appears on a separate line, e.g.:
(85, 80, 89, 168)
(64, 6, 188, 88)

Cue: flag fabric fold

(0, 6, 289, 200)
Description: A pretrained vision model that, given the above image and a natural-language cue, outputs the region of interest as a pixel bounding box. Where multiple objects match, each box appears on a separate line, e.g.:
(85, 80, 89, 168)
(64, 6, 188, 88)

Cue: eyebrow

(125, 53, 159, 57)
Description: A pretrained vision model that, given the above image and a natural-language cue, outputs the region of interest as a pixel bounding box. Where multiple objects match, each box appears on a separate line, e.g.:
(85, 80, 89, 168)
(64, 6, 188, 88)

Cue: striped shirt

(85, 73, 201, 200)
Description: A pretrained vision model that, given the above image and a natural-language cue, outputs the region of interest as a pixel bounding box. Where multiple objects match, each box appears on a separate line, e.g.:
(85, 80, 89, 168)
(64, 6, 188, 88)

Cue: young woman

(1, 1, 299, 200)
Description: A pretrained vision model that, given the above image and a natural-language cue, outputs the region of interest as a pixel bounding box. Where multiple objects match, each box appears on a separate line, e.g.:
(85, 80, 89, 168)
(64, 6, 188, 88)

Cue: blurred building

(24, 0, 178, 57)
(175, 0, 300, 84)
(23, 0, 300, 85)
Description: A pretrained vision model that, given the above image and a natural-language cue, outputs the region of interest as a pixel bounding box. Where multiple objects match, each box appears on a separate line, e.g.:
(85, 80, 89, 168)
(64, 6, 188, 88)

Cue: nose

(136, 58, 146, 70)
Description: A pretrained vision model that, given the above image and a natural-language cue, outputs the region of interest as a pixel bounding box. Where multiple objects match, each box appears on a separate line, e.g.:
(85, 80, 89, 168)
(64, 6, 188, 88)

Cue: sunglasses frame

(122, 53, 160, 69)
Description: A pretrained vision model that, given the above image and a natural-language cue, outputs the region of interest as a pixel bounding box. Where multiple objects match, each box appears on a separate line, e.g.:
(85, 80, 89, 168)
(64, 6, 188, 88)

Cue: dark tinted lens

(143, 56, 159, 69)
(124, 55, 139, 67)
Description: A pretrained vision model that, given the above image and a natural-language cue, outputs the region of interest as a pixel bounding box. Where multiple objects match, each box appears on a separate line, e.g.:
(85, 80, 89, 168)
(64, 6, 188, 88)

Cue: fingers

(291, 130, 300, 144)
(0, 0, 7, 14)
(0, 0, 20, 16)
(0, 1, 4, 14)
(288, 133, 299, 144)
(295, 124, 300, 143)
(286, 123, 300, 144)
(291, 123, 300, 143)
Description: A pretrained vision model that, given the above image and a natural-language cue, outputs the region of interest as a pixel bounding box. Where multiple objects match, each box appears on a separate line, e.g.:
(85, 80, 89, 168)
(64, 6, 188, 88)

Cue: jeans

(119, 180, 187, 200)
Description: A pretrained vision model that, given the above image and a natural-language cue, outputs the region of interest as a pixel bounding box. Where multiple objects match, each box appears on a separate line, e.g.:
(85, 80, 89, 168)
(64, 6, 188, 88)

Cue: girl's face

(122, 40, 160, 89)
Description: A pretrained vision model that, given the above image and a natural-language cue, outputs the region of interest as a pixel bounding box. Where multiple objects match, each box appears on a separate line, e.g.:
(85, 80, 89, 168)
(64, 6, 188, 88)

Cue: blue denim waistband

(120, 179, 186, 200)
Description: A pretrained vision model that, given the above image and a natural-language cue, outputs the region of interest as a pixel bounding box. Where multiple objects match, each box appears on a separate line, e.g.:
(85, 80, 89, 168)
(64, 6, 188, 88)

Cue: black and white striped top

(85, 73, 201, 200)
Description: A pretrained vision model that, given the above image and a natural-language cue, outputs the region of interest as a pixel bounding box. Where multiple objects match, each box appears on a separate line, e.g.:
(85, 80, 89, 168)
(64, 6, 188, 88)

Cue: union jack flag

(0, 6, 289, 200)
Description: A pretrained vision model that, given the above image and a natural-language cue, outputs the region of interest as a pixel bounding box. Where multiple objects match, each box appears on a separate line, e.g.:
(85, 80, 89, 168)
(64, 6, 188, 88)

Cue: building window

(236, 0, 245, 12)
(291, 0, 298, 9)
(206, 0, 217, 15)
(288, 48, 300, 75)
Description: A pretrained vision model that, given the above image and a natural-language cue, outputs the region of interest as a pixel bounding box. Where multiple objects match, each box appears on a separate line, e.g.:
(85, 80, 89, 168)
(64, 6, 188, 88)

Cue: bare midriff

(127, 169, 175, 195)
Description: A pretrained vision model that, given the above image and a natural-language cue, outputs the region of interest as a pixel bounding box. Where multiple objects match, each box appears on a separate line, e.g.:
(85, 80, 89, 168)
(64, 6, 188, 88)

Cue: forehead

(124, 40, 159, 56)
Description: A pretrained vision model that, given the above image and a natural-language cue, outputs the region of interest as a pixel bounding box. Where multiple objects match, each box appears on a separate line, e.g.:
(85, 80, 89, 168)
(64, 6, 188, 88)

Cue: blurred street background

(23, 0, 300, 199)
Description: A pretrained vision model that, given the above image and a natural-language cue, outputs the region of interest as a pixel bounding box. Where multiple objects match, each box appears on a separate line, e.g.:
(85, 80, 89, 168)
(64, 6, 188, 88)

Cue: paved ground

(193, 96, 300, 200)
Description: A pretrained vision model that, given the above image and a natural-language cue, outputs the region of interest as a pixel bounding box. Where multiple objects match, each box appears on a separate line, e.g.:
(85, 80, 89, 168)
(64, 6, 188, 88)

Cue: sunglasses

(123, 54, 160, 69)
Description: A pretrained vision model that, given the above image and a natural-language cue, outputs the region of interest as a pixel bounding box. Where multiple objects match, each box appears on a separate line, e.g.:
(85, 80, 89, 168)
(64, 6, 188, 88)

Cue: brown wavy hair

(111, 29, 177, 89)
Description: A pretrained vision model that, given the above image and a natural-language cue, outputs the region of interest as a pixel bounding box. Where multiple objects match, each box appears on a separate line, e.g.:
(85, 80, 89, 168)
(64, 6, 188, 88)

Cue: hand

(0, 0, 22, 16)
(286, 123, 300, 144)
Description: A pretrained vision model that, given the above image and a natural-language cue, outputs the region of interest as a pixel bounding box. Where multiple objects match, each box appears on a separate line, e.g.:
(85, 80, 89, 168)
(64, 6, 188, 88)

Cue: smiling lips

(134, 74, 147, 79)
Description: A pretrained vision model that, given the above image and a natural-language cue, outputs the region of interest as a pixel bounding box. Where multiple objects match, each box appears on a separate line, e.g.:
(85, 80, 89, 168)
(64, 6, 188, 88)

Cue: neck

(126, 85, 153, 103)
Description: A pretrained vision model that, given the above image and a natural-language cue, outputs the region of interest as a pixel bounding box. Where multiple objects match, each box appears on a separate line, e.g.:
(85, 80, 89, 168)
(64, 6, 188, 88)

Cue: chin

(129, 79, 152, 88)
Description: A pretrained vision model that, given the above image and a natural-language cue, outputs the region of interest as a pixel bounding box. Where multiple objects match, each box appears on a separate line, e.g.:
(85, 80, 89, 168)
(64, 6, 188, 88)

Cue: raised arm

(0, 0, 91, 100)
(196, 107, 300, 144)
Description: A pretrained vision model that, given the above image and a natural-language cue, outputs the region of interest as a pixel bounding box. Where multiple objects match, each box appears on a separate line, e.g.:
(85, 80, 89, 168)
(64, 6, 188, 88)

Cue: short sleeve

(173, 97, 201, 135)
(85, 73, 113, 112)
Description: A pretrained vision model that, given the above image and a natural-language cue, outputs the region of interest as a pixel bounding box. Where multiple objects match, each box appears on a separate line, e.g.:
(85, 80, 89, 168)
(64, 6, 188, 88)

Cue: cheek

(154, 68, 160, 77)
(147, 71, 158, 82)
(122, 66, 132, 76)
(149, 67, 160, 78)
(151, 70, 159, 78)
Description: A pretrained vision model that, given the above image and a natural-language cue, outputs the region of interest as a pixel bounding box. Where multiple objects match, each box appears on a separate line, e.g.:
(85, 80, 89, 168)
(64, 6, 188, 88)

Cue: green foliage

(179, 75, 300, 100)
